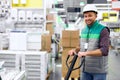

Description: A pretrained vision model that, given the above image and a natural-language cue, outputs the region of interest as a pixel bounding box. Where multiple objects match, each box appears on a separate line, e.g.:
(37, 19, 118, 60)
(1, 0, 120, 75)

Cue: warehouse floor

(49, 50, 120, 80)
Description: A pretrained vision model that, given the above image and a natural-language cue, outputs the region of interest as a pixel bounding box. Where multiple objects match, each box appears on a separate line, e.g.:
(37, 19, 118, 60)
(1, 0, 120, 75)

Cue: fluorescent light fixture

(12, 0, 19, 4)
(80, 2, 85, 6)
(20, 0, 26, 4)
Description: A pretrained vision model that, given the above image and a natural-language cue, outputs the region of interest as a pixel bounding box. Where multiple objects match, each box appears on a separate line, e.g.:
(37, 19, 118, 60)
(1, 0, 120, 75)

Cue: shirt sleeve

(99, 28, 110, 56)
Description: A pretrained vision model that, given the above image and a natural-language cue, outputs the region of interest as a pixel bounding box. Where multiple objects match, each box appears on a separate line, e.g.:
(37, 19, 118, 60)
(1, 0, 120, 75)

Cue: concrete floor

(49, 50, 120, 80)
(107, 50, 120, 80)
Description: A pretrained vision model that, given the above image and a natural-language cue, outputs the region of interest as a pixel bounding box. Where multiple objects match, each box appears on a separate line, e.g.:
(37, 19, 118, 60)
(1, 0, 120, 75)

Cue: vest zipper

(83, 27, 90, 72)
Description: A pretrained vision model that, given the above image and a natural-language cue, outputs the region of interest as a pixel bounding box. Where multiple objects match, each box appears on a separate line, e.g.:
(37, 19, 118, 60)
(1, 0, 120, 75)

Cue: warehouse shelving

(10, 0, 47, 32)
(0, 50, 51, 80)
(0, 50, 21, 70)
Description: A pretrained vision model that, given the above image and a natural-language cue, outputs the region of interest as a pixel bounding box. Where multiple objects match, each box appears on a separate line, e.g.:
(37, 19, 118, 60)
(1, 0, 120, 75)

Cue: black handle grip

(65, 54, 78, 80)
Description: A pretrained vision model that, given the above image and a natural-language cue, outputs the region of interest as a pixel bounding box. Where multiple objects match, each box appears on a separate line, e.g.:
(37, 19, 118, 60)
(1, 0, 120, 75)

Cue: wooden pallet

(62, 77, 80, 80)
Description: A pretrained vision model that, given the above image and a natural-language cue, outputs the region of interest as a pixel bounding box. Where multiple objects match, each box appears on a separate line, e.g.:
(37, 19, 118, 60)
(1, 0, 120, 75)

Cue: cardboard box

(46, 23, 54, 36)
(41, 34, 51, 52)
(62, 30, 79, 38)
(62, 48, 80, 78)
(46, 14, 54, 21)
(62, 38, 80, 48)
(62, 30, 80, 48)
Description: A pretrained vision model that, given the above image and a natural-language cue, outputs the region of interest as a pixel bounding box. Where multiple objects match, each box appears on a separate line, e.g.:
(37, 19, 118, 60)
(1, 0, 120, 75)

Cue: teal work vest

(80, 21, 108, 73)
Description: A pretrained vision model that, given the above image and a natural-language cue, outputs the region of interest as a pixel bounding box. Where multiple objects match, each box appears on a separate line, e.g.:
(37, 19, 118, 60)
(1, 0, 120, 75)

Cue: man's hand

(78, 52, 87, 57)
(68, 49, 76, 56)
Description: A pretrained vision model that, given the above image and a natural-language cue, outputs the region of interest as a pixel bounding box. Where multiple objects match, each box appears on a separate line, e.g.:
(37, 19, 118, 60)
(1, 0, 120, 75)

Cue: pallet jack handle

(65, 49, 85, 80)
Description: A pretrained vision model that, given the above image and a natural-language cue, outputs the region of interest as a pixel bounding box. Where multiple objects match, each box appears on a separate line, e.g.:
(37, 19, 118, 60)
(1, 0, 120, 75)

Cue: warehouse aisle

(107, 50, 120, 80)
(49, 51, 120, 80)
(49, 57, 62, 80)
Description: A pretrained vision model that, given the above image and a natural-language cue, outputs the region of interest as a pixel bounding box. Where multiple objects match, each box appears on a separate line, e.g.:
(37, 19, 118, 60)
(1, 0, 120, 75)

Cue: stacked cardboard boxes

(62, 30, 80, 48)
(41, 34, 51, 52)
(46, 14, 55, 21)
(61, 30, 80, 78)
(46, 13, 55, 36)
(46, 22, 54, 36)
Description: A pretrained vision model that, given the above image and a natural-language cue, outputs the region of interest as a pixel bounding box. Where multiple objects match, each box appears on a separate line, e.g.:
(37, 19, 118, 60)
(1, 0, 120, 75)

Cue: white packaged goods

(9, 31, 27, 51)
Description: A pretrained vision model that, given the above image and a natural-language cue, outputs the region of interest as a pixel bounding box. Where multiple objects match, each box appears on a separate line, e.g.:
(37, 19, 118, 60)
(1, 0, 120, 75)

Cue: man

(68, 4, 110, 80)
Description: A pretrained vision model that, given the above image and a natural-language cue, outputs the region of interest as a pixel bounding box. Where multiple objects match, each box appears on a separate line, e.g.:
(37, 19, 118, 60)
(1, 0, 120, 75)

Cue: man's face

(84, 12, 97, 26)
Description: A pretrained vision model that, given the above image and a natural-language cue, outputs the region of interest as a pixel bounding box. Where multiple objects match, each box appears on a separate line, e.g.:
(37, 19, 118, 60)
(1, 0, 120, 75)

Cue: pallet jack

(65, 48, 85, 80)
